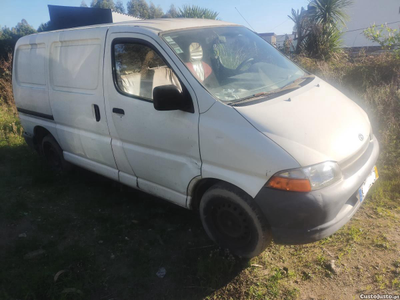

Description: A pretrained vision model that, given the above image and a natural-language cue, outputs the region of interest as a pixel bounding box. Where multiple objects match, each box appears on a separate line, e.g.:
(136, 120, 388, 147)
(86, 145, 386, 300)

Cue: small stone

(110, 253, 115, 260)
(156, 267, 166, 278)
(125, 237, 129, 241)
(18, 233, 27, 238)
(98, 240, 103, 244)
(325, 260, 338, 274)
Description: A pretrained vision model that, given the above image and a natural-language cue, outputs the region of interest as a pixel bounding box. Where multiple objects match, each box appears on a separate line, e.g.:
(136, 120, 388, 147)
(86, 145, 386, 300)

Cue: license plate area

(358, 166, 379, 203)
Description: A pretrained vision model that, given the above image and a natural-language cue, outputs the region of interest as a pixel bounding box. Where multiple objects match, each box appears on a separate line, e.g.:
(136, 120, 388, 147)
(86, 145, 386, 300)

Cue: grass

(0, 52, 400, 299)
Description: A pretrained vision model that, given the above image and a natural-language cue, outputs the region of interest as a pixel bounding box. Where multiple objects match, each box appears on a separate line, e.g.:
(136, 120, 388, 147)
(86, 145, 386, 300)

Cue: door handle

(93, 104, 101, 122)
(113, 108, 125, 115)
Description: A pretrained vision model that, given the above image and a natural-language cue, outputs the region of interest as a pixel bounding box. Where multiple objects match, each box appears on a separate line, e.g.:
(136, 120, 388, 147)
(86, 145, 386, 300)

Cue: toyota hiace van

(13, 19, 379, 258)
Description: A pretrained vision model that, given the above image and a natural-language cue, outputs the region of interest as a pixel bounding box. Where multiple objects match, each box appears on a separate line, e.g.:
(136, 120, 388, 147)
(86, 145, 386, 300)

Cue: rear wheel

(41, 135, 71, 172)
(199, 183, 271, 258)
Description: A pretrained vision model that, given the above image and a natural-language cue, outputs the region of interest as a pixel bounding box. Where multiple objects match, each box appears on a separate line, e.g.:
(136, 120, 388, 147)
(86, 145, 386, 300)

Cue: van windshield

(161, 26, 306, 103)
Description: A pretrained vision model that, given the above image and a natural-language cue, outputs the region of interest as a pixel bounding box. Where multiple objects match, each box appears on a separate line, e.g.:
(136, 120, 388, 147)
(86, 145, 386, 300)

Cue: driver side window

(113, 42, 181, 100)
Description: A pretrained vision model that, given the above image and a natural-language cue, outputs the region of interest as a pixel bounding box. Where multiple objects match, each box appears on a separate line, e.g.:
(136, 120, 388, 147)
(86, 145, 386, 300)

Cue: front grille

(340, 140, 374, 179)
(338, 139, 370, 171)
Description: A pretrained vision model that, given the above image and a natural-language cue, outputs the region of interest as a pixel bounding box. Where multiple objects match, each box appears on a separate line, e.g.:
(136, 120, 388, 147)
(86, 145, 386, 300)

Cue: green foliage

(125, 1, 218, 20)
(178, 5, 219, 20)
(364, 24, 400, 54)
(37, 21, 53, 32)
(127, 0, 150, 19)
(162, 4, 178, 18)
(303, 23, 343, 59)
(85, 0, 125, 14)
(288, 7, 309, 54)
(114, 0, 125, 13)
(90, 0, 115, 10)
(310, 0, 352, 27)
(149, 2, 163, 18)
(0, 54, 14, 109)
(289, 0, 352, 59)
(0, 19, 36, 60)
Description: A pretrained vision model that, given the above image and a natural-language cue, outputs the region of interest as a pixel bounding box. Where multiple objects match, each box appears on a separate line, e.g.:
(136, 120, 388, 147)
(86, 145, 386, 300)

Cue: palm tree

(310, 0, 352, 29)
(289, 0, 352, 59)
(178, 5, 219, 20)
(288, 7, 309, 54)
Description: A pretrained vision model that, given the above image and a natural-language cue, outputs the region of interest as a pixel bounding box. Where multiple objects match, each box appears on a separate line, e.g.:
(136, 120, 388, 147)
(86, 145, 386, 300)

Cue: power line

(271, 18, 290, 31)
(343, 20, 400, 33)
(235, 7, 256, 31)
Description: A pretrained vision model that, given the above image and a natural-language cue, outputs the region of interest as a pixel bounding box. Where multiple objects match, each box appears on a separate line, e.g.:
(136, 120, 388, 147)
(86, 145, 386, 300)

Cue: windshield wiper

(229, 75, 315, 106)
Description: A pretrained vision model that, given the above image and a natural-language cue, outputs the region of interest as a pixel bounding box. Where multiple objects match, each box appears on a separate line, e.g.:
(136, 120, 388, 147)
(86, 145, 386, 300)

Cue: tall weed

(0, 53, 15, 112)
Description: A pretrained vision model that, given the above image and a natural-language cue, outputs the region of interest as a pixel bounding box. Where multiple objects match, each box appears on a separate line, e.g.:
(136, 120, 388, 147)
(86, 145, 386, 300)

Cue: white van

(13, 19, 379, 258)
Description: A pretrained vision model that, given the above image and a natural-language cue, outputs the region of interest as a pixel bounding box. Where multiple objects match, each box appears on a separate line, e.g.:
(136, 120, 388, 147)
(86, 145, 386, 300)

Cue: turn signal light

(266, 176, 312, 192)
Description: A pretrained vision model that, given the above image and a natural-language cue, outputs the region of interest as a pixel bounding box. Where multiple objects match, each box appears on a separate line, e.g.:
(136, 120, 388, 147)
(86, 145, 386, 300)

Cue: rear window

(16, 44, 46, 86)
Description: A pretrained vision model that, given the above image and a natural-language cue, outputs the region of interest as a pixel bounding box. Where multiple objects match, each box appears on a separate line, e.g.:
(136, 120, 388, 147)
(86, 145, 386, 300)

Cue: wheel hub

(212, 202, 250, 242)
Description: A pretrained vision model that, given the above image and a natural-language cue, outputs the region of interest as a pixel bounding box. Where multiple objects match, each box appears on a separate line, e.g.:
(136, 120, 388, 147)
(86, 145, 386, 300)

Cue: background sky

(1, 0, 309, 34)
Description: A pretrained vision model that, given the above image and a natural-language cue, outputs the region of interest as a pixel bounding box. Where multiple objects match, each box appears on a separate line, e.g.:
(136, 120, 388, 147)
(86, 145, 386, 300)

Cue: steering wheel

(236, 57, 255, 72)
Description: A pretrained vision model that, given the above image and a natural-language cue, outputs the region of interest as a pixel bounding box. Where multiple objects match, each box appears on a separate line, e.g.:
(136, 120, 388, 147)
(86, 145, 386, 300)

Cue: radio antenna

(235, 7, 256, 31)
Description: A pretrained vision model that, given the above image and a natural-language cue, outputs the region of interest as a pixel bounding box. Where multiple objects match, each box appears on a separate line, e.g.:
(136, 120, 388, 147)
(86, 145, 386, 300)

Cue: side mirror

(153, 85, 194, 113)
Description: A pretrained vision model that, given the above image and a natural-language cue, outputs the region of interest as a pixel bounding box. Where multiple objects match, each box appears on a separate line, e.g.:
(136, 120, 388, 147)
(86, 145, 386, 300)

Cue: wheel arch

(32, 126, 53, 152)
(187, 177, 255, 212)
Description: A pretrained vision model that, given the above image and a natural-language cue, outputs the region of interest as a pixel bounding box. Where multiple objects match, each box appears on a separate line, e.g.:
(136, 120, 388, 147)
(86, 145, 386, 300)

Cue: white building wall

(342, 0, 400, 48)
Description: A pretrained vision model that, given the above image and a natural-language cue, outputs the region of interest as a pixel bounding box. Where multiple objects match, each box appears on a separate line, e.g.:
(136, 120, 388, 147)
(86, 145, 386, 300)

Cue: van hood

(234, 78, 371, 166)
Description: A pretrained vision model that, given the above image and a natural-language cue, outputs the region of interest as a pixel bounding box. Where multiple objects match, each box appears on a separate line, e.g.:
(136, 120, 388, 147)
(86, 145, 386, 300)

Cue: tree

(310, 0, 352, 28)
(115, 0, 125, 13)
(91, 0, 115, 10)
(149, 2, 163, 18)
(288, 7, 309, 54)
(178, 5, 219, 19)
(13, 19, 36, 36)
(127, 0, 150, 19)
(80, 0, 88, 7)
(364, 24, 400, 55)
(0, 19, 37, 60)
(306, 0, 352, 59)
(289, 0, 352, 59)
(37, 21, 53, 32)
(163, 4, 178, 18)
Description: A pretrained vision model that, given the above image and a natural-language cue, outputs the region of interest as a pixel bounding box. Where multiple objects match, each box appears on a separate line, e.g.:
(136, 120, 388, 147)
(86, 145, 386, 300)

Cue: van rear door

(103, 31, 201, 207)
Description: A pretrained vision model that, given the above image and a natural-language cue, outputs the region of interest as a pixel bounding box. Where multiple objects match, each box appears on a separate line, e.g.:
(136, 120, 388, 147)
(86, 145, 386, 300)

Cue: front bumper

(254, 136, 380, 244)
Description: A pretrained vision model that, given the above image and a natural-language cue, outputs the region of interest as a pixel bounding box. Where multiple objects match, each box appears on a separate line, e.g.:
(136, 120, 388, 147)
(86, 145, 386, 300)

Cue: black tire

(200, 183, 272, 258)
(41, 135, 71, 172)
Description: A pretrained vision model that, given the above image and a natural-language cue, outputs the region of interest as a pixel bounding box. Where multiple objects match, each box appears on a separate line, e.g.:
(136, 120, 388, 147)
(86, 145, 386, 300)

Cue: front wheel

(199, 183, 272, 258)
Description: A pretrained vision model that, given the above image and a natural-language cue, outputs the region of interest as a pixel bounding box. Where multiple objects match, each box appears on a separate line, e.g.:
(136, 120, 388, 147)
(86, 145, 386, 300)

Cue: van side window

(113, 42, 181, 100)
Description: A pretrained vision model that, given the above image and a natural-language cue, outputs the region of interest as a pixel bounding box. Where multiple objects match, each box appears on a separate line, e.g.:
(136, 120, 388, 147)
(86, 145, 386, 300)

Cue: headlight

(266, 161, 342, 192)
